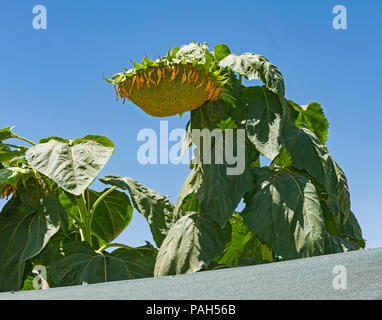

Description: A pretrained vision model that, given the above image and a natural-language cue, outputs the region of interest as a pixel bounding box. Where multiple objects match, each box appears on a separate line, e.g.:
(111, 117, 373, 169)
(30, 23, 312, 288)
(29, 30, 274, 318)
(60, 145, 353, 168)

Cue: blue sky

(1, 0, 381, 249)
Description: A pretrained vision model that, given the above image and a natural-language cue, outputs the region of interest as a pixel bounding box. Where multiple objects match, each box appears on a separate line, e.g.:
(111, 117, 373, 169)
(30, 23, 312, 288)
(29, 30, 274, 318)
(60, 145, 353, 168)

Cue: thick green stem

(76, 194, 92, 246)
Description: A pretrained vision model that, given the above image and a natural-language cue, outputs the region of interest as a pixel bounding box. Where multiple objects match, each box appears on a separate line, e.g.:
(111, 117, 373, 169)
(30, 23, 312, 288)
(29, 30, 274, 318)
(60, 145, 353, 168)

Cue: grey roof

(1, 247, 381, 300)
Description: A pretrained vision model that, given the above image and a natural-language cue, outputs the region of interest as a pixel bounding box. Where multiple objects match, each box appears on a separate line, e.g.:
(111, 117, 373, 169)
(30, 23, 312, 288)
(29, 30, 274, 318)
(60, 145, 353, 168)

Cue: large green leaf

(99, 175, 174, 248)
(243, 86, 284, 160)
(242, 167, 326, 259)
(26, 136, 115, 196)
(87, 188, 133, 245)
(188, 100, 255, 227)
(217, 213, 274, 266)
(218, 52, 285, 98)
(154, 212, 231, 276)
(50, 241, 156, 287)
(0, 179, 66, 292)
(283, 126, 352, 233)
(289, 101, 329, 145)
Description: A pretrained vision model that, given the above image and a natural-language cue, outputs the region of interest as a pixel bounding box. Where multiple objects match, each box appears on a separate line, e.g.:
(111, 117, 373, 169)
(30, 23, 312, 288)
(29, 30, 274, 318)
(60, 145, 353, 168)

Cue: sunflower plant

(0, 42, 364, 292)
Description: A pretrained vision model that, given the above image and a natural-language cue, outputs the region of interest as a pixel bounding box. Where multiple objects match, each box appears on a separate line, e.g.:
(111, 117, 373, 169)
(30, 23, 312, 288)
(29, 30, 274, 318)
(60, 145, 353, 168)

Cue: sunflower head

(106, 43, 230, 117)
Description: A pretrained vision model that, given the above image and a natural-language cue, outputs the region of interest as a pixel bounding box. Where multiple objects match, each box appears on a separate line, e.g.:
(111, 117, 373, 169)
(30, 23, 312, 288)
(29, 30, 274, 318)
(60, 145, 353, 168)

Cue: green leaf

(322, 202, 365, 248)
(244, 86, 284, 160)
(71, 135, 115, 149)
(174, 165, 203, 220)
(272, 147, 292, 167)
(111, 247, 157, 278)
(283, 126, 352, 232)
(26, 137, 115, 196)
(324, 233, 361, 253)
(20, 276, 35, 291)
(218, 52, 285, 98)
(99, 175, 174, 248)
(0, 145, 28, 164)
(289, 101, 329, 144)
(154, 212, 231, 276)
(39, 136, 70, 144)
(50, 241, 156, 287)
(214, 44, 231, 62)
(217, 213, 274, 266)
(188, 99, 255, 227)
(0, 179, 66, 292)
(87, 188, 133, 245)
(242, 167, 326, 259)
(0, 127, 16, 142)
(217, 117, 238, 131)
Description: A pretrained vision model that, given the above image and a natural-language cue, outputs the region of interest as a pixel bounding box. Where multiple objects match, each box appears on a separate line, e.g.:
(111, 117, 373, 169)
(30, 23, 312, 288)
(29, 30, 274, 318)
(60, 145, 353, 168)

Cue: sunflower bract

(106, 43, 227, 117)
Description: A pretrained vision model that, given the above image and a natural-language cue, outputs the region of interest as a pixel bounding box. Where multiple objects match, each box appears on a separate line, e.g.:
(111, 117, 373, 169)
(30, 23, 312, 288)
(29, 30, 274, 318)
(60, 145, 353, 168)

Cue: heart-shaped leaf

(50, 241, 156, 287)
(242, 167, 326, 259)
(0, 179, 67, 292)
(26, 136, 115, 195)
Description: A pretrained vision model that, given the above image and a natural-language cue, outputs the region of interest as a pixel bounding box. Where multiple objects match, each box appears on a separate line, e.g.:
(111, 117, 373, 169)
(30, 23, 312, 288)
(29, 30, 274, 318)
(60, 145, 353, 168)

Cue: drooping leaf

(26, 136, 115, 196)
(244, 86, 284, 160)
(0, 179, 66, 292)
(188, 99, 255, 227)
(218, 52, 285, 98)
(289, 100, 329, 144)
(242, 167, 326, 259)
(217, 212, 274, 266)
(214, 44, 231, 62)
(99, 175, 174, 248)
(283, 126, 352, 232)
(86, 188, 133, 245)
(154, 212, 231, 276)
(50, 241, 156, 287)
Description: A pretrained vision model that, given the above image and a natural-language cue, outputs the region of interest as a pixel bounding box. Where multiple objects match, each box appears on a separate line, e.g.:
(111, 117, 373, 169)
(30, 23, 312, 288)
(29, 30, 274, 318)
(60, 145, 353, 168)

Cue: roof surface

(1, 247, 381, 300)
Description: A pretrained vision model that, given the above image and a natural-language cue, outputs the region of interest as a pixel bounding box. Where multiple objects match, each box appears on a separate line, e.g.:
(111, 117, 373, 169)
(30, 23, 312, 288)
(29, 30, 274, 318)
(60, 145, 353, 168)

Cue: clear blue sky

(1, 0, 381, 249)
